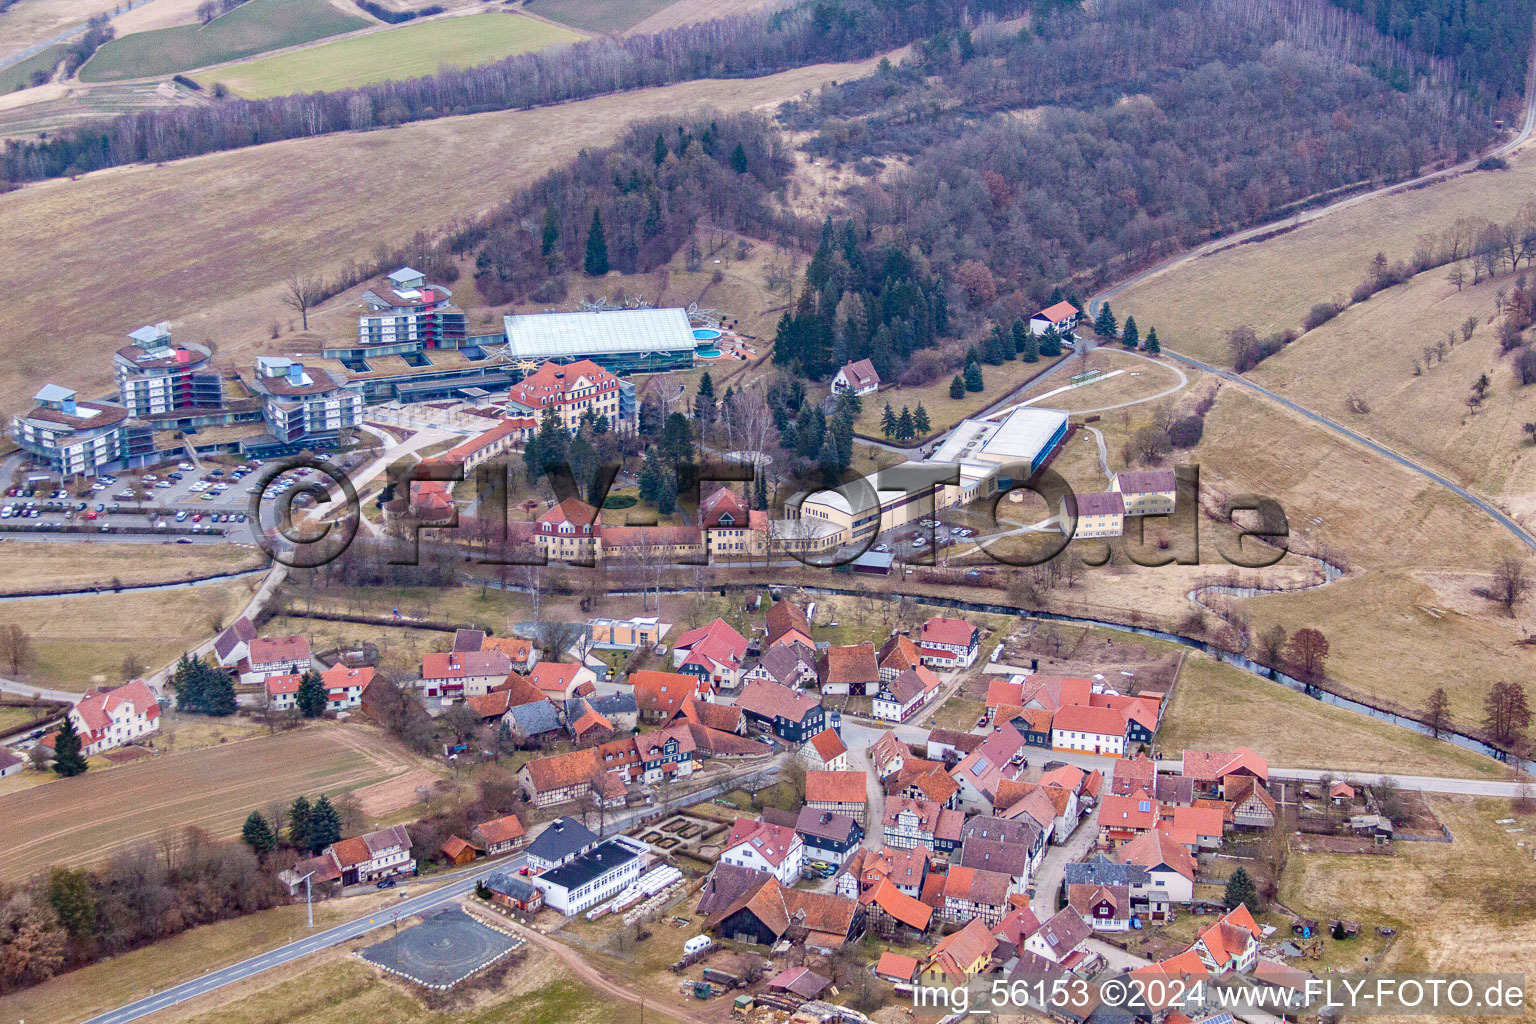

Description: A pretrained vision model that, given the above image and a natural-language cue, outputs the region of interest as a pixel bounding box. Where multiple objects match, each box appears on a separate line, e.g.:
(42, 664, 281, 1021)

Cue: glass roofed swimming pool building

(501, 307, 699, 376)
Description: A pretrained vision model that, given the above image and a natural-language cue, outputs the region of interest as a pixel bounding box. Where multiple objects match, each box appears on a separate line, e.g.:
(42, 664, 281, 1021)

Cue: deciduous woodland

(0, 0, 1034, 186)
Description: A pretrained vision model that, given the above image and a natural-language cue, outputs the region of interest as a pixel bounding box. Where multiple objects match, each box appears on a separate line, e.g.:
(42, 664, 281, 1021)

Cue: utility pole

(300, 870, 316, 928)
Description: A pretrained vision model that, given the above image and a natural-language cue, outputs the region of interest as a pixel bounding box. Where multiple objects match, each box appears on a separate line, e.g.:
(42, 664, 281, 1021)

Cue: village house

(1098, 790, 1161, 847)
(897, 761, 962, 809)
(527, 660, 598, 701)
(481, 635, 537, 672)
(535, 497, 599, 562)
(321, 825, 415, 886)
(1068, 883, 1133, 931)
(1159, 805, 1226, 853)
(1114, 829, 1197, 920)
(1051, 704, 1130, 758)
(742, 643, 818, 690)
(798, 728, 849, 771)
(55, 679, 160, 756)
(631, 670, 699, 722)
(764, 600, 814, 650)
(875, 951, 921, 985)
(873, 665, 941, 722)
(870, 730, 907, 779)
(721, 818, 805, 885)
(212, 616, 258, 669)
(418, 649, 512, 702)
(806, 770, 868, 825)
(816, 642, 880, 696)
(1023, 908, 1093, 968)
(567, 692, 638, 734)
(484, 871, 544, 913)
(263, 673, 302, 712)
(942, 865, 1014, 925)
(1180, 747, 1269, 798)
(860, 879, 933, 940)
(671, 617, 749, 690)
(524, 816, 598, 873)
(796, 808, 865, 865)
(441, 836, 481, 867)
(240, 635, 313, 684)
(704, 876, 861, 953)
(1225, 776, 1278, 829)
(831, 358, 881, 397)
(959, 814, 1046, 881)
(636, 724, 697, 783)
(877, 633, 922, 680)
(1189, 905, 1262, 974)
(950, 724, 1032, 812)
(851, 845, 932, 898)
(473, 813, 527, 857)
(319, 664, 372, 711)
(1029, 300, 1081, 337)
(925, 727, 983, 763)
(736, 679, 827, 742)
(919, 616, 981, 669)
(669, 694, 744, 734)
(883, 797, 965, 859)
(920, 917, 995, 984)
(518, 748, 611, 808)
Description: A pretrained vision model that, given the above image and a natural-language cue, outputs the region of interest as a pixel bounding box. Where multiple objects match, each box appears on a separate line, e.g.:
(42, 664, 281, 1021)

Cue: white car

(189, 482, 209, 492)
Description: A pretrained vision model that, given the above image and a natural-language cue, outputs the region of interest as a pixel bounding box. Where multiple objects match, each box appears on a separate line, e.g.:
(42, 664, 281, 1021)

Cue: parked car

(375, 877, 396, 889)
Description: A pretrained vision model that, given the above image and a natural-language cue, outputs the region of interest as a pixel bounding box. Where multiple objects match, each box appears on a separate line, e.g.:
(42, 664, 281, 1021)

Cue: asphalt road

(77, 762, 777, 1024)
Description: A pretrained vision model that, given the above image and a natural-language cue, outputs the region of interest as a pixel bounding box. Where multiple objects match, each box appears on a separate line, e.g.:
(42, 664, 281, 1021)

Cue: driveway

(1030, 802, 1102, 917)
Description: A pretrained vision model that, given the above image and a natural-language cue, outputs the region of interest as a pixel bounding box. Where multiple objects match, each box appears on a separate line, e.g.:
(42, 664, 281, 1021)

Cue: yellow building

(1060, 490, 1126, 539)
(1112, 469, 1178, 516)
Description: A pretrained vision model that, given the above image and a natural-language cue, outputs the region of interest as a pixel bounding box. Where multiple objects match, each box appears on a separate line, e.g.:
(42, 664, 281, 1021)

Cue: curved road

(1088, 25, 1536, 552)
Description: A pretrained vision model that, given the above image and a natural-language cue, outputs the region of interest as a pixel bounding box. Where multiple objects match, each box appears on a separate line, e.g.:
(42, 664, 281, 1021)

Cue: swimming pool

(693, 328, 722, 340)
(696, 347, 722, 358)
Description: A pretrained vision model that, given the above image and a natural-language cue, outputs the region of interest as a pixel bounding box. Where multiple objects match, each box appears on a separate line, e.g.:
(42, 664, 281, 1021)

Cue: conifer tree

(296, 670, 326, 718)
(584, 207, 609, 276)
(52, 716, 88, 776)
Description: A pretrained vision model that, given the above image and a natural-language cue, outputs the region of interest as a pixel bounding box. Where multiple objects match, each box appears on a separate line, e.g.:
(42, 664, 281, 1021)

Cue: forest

(1327, 0, 1536, 100)
(0, 0, 1036, 186)
(780, 0, 1505, 316)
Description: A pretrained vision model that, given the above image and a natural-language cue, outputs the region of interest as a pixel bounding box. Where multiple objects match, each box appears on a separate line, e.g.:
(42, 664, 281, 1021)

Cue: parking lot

(0, 453, 356, 545)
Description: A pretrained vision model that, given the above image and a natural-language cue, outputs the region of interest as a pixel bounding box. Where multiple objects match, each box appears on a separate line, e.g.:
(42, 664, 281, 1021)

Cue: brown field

(1280, 795, 1536, 1022)
(0, 0, 126, 63)
(1013, 346, 1188, 414)
(351, 765, 444, 815)
(1159, 653, 1503, 778)
(0, 721, 421, 881)
(0, 576, 258, 690)
(0, 52, 892, 416)
(0, 539, 268, 593)
(1114, 144, 1536, 364)
(1245, 270, 1536, 523)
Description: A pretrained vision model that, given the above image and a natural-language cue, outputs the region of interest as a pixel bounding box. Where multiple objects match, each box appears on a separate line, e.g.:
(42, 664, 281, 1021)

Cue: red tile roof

(264, 673, 302, 697)
(522, 748, 601, 793)
(1052, 703, 1127, 737)
(805, 728, 847, 762)
(422, 650, 512, 679)
(630, 670, 695, 715)
(818, 643, 878, 685)
(1114, 829, 1197, 881)
(474, 813, 526, 845)
(921, 616, 978, 648)
(860, 879, 933, 930)
(736, 679, 821, 722)
(249, 635, 311, 666)
(538, 496, 598, 529)
(807, 770, 867, 804)
(1035, 300, 1080, 323)
(765, 601, 812, 644)
(724, 818, 801, 868)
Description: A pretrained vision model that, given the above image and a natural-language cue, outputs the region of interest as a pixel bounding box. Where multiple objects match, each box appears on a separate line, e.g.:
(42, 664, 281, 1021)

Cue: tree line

(1326, 0, 1536, 100)
(0, 0, 1037, 187)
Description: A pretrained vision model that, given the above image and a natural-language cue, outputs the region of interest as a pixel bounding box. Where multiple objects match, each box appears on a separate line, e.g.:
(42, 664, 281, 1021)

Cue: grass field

(0, 722, 421, 881)
(202, 12, 583, 99)
(0, 889, 403, 1024)
(1115, 147, 1536, 365)
(0, 42, 67, 94)
(526, 0, 678, 34)
(1012, 346, 1188, 414)
(0, 540, 267, 593)
(0, 52, 890, 416)
(852, 351, 1068, 442)
(1244, 269, 1536, 522)
(0, 577, 258, 690)
(624, 0, 788, 35)
(1280, 796, 1536, 983)
(78, 0, 372, 82)
(0, 0, 125, 64)
(1158, 653, 1503, 778)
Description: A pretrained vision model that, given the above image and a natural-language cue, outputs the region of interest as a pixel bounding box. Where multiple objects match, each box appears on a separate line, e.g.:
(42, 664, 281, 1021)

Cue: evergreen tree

(638, 449, 666, 503)
(242, 811, 278, 855)
(896, 407, 915, 440)
(52, 715, 88, 776)
(539, 205, 560, 270)
(964, 360, 984, 393)
(1224, 866, 1260, 913)
(698, 371, 714, 400)
(653, 132, 668, 166)
(47, 867, 96, 941)
(656, 472, 678, 515)
(296, 670, 326, 718)
(1021, 329, 1040, 363)
(729, 142, 749, 174)
(1094, 302, 1118, 338)
(752, 473, 768, 511)
(1144, 327, 1160, 355)
(1122, 315, 1140, 350)
(172, 652, 204, 713)
(201, 664, 237, 717)
(583, 207, 609, 276)
(659, 412, 694, 464)
(881, 403, 897, 439)
(949, 375, 965, 399)
(288, 796, 313, 851)
(307, 796, 343, 854)
(913, 405, 931, 434)
(1040, 328, 1063, 357)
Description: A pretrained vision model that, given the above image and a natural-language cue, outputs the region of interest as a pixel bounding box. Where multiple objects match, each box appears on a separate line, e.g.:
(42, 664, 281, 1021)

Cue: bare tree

(0, 625, 35, 677)
(282, 274, 324, 331)
(1490, 554, 1531, 614)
